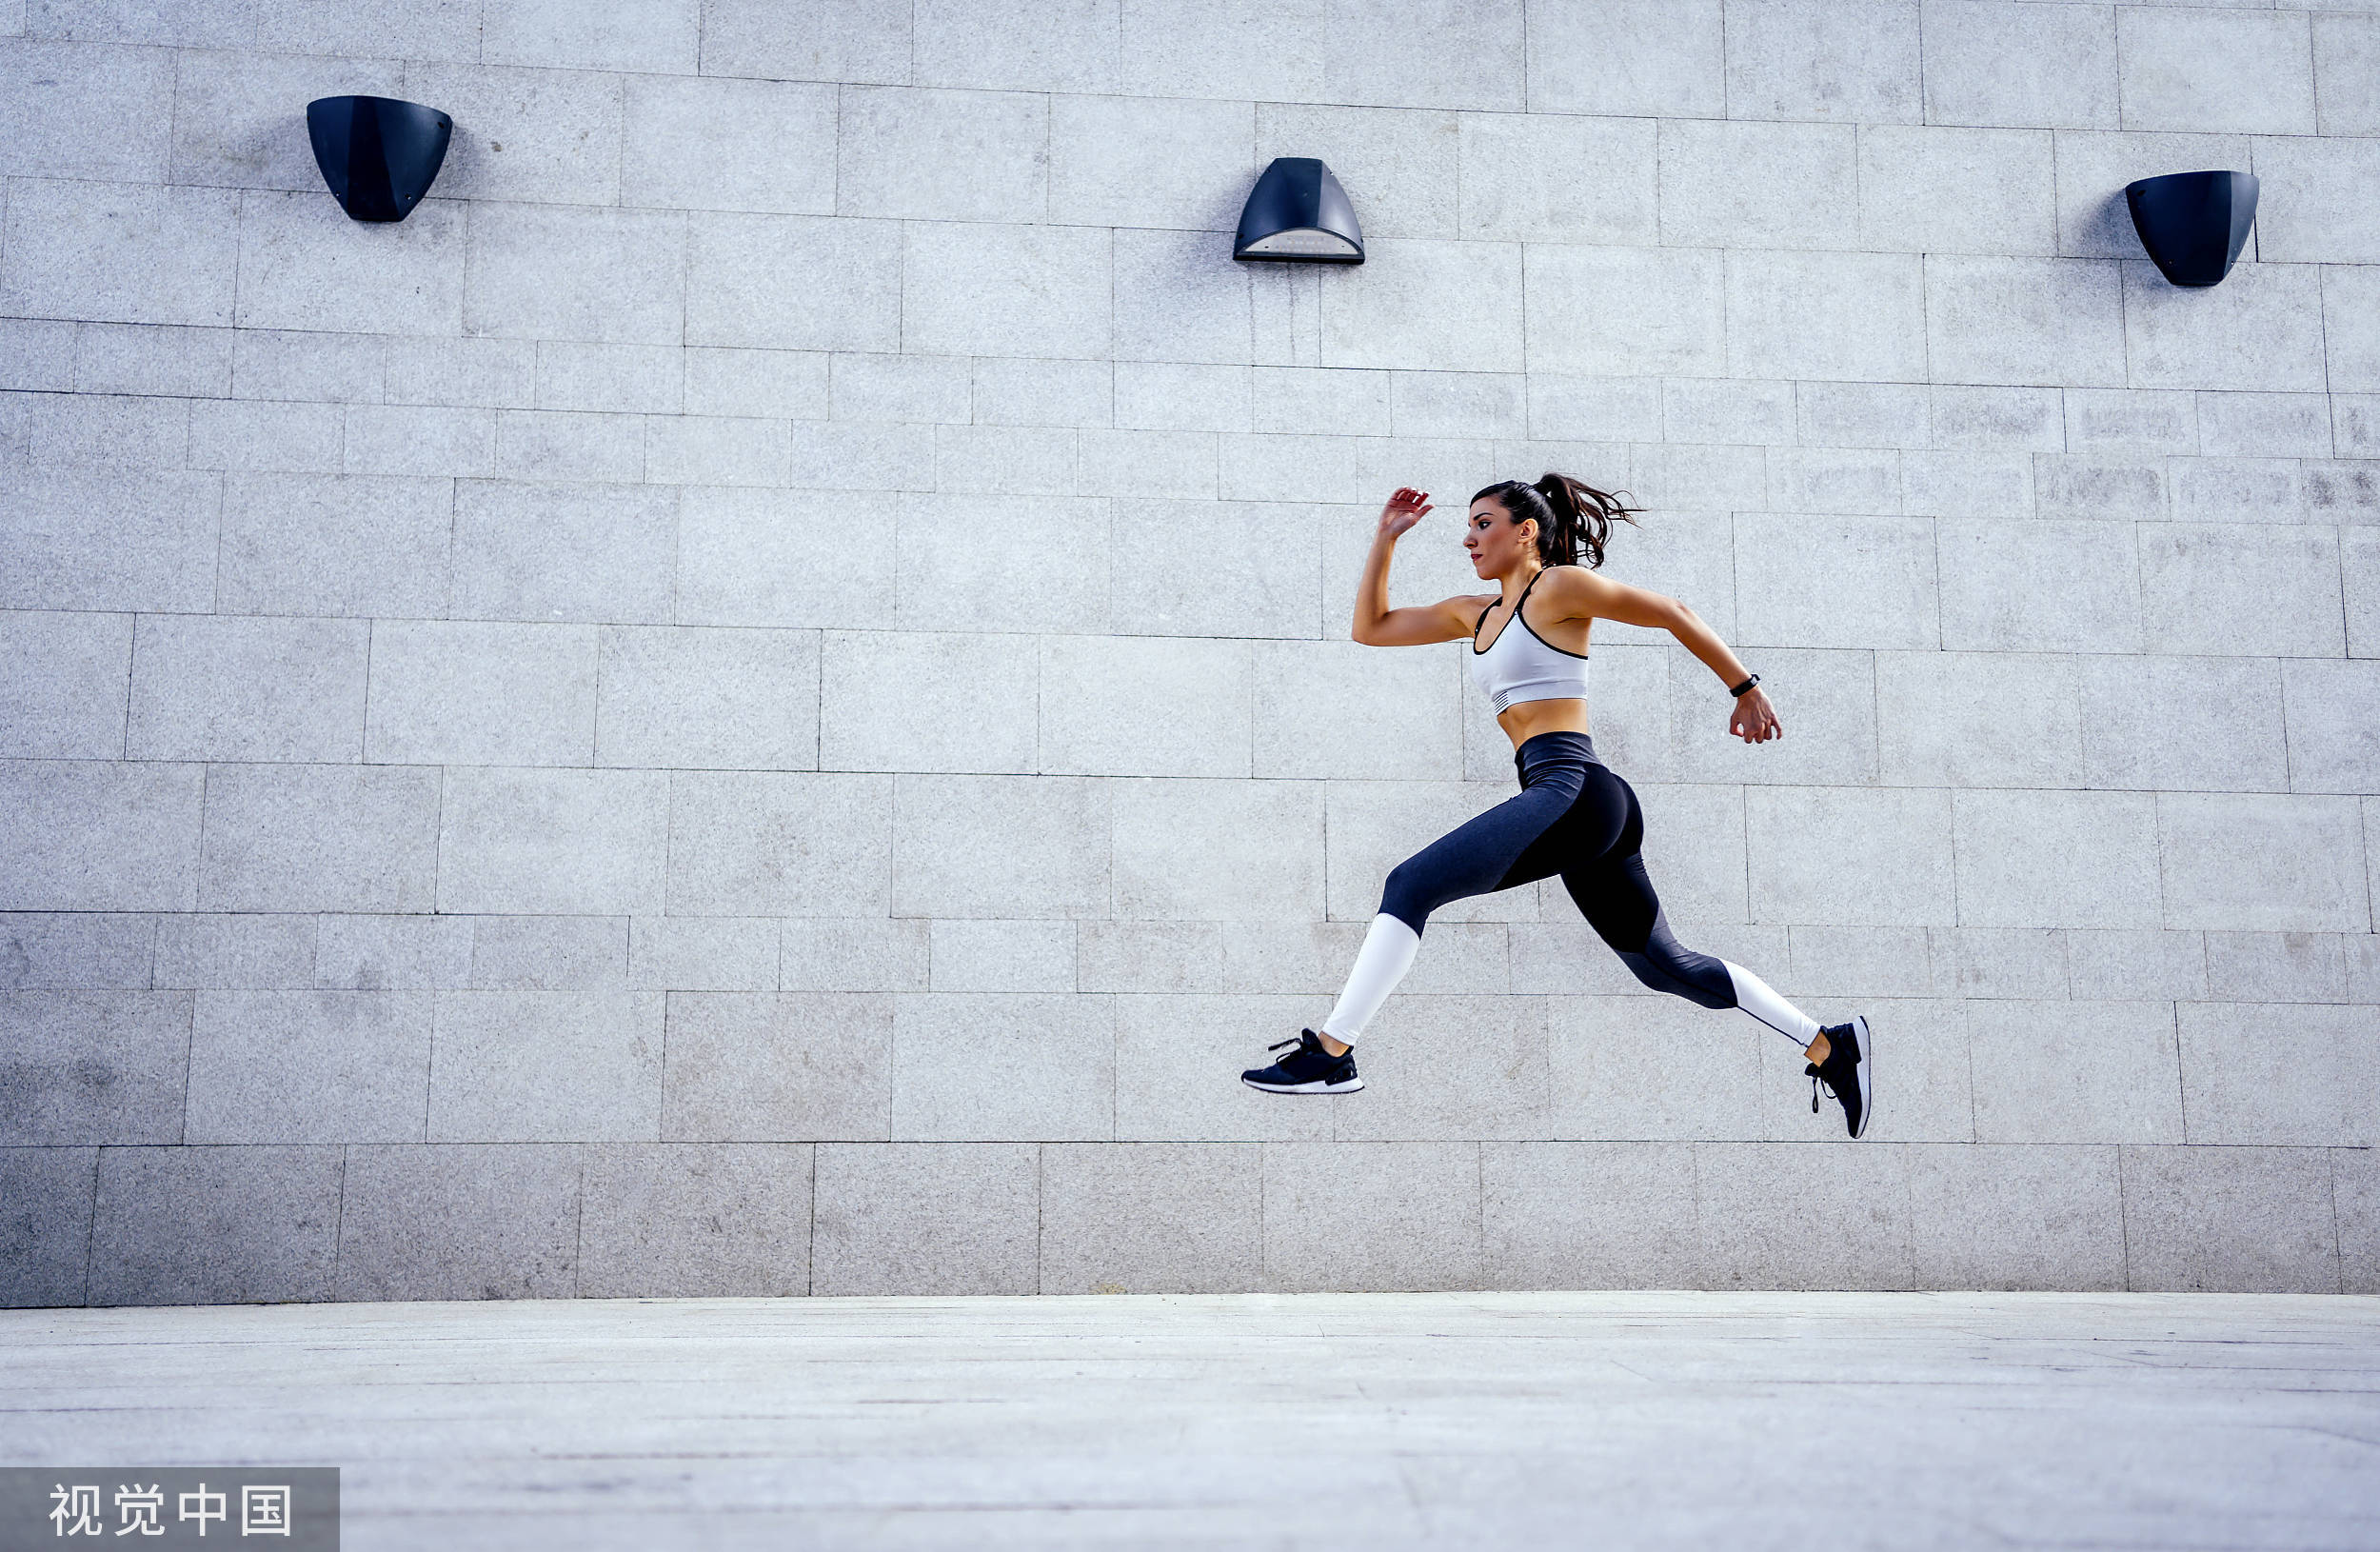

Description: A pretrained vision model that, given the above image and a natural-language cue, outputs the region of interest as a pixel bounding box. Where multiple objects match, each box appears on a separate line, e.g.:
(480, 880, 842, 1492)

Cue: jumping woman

(1240, 477, 1874, 1138)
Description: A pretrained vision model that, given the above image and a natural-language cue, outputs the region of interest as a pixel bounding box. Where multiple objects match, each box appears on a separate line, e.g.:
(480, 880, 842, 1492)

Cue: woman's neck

(1499, 563, 1544, 604)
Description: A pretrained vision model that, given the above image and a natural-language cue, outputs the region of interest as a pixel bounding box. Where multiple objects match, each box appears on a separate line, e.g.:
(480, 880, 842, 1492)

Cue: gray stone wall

(3, 0, 2376, 1305)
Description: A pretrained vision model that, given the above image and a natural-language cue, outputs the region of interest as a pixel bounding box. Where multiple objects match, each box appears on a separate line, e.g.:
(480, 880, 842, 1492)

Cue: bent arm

(1562, 568, 1753, 688)
(1350, 529, 1477, 646)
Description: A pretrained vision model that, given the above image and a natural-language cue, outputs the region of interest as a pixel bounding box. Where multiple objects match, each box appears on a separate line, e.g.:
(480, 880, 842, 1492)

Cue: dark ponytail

(1470, 472, 1641, 569)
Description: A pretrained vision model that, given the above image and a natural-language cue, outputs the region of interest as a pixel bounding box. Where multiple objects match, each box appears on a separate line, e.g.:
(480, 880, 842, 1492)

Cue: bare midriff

(1496, 697, 1592, 750)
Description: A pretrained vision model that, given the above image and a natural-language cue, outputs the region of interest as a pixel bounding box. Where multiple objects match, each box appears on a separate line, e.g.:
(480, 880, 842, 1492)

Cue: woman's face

(1463, 496, 1537, 577)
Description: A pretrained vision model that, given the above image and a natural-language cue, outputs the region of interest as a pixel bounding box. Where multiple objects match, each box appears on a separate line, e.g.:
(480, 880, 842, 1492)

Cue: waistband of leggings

(1512, 729, 1600, 774)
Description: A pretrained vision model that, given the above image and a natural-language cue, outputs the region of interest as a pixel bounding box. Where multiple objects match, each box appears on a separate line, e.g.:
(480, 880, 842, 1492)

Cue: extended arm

(1543, 567, 1782, 743)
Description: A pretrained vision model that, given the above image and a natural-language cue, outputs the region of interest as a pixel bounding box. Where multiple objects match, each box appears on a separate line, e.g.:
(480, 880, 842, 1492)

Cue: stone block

(686, 212, 901, 351)
(820, 630, 1036, 774)
(1039, 1142, 1261, 1294)
(1875, 650, 2082, 789)
(2158, 792, 2370, 934)
(1479, 1140, 1701, 1288)
(1551, 994, 1762, 1141)
(914, 0, 1115, 90)
(1113, 992, 1332, 1141)
(973, 355, 1112, 428)
(1049, 93, 1251, 230)
(0, 608, 129, 759)
(2116, 8, 2314, 135)
(622, 74, 837, 213)
(428, 990, 663, 1142)
(1, 466, 219, 614)
(334, 1142, 581, 1300)
(645, 415, 790, 487)
(406, 62, 625, 209)
(1925, 256, 2125, 388)
(0, 989, 190, 1144)
(1523, 246, 1723, 378)
(1111, 777, 1324, 920)
(217, 472, 452, 619)
(676, 487, 880, 628)
(2066, 929, 2206, 1003)
(1968, 999, 2182, 1144)
(0, 1144, 94, 1306)
(89, 1144, 344, 1304)
(661, 990, 891, 1141)
(698, 0, 909, 85)
(1321, 238, 1521, 374)
(686, 348, 828, 419)
(2124, 263, 2327, 394)
(1460, 113, 1656, 246)
(184, 989, 429, 1144)
(385, 335, 532, 408)
(74, 322, 230, 398)
(810, 1141, 1039, 1295)
(237, 189, 462, 336)
(3, 180, 239, 328)
(0, 41, 175, 181)
(1907, 1144, 2124, 1290)
(2120, 1144, 2338, 1292)
(481, 0, 697, 70)
(342, 403, 495, 478)
(464, 915, 626, 990)
(1261, 1140, 1482, 1291)
(254, 0, 484, 64)
(2315, 14, 2380, 137)
(1657, 119, 1857, 251)
(837, 84, 1046, 222)
(1919, 0, 2117, 129)
(927, 919, 1076, 992)
(665, 770, 888, 917)
(2179, 1002, 2379, 1146)
(313, 916, 473, 991)
(365, 620, 597, 767)
(891, 773, 1107, 919)
(466, 203, 684, 346)
(1954, 789, 2161, 930)
(1733, 513, 1937, 649)
(1936, 520, 2141, 653)
(578, 1142, 813, 1296)
(890, 992, 1114, 1141)
(899, 492, 1109, 633)
(1695, 1140, 1914, 1289)
(1040, 636, 1253, 778)
(124, 614, 364, 766)
(1528, 0, 1722, 117)
(495, 409, 645, 482)
(627, 916, 776, 992)
(1727, 249, 1927, 383)
(780, 918, 929, 992)
(598, 625, 820, 772)
(1115, 226, 1254, 366)
(1724, 0, 1919, 123)
(2138, 525, 2342, 658)
(1335, 994, 1550, 1141)
(438, 766, 669, 916)
(0, 760, 202, 911)
(0, 913, 154, 990)
(1076, 427, 1219, 499)
(452, 486, 681, 628)
(188, 399, 344, 474)
(932, 423, 1076, 495)
(1747, 785, 1955, 926)
(907, 220, 1112, 359)
(202, 766, 440, 914)
(1860, 127, 2055, 256)
(2281, 659, 2380, 796)
(1255, 640, 1463, 780)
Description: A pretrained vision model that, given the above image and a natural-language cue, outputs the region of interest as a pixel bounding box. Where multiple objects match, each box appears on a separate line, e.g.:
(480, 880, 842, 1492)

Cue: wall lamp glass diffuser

(1235, 157, 1364, 263)
(307, 95, 453, 222)
(2126, 169, 2258, 288)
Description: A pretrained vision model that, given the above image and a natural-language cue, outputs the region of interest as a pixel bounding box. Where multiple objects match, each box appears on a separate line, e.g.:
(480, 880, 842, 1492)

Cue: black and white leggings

(1321, 730, 1824, 1048)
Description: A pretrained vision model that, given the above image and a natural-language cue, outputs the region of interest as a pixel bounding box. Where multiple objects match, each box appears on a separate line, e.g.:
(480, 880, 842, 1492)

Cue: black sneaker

(1241, 1029, 1363, 1095)
(1805, 1014, 1873, 1139)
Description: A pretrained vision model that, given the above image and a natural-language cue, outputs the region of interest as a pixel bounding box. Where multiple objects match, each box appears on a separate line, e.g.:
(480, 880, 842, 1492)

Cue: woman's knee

(1617, 932, 1736, 1010)
(1378, 861, 1433, 934)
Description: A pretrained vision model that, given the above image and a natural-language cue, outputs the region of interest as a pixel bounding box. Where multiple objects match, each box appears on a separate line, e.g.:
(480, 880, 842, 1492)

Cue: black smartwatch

(1728, 672, 1759, 698)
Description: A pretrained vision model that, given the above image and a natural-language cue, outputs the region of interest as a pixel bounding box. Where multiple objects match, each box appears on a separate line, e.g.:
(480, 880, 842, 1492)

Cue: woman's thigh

(1380, 757, 1637, 928)
(1548, 769, 1659, 945)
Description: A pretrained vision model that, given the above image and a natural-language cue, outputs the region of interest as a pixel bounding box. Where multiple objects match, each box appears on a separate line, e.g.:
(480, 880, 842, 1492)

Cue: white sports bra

(1468, 567, 1590, 714)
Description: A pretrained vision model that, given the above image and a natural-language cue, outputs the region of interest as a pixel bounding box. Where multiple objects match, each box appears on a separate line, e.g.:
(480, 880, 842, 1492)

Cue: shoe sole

(1241, 1076, 1365, 1094)
(1850, 1012, 1873, 1139)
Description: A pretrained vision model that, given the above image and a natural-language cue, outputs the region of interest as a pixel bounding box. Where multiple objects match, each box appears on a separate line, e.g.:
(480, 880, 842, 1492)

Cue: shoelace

(1808, 1061, 1841, 1113)
(1267, 1036, 1305, 1055)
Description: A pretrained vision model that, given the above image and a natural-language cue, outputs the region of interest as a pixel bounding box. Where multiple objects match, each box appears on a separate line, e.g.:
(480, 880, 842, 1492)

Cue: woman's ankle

(1317, 1030, 1352, 1058)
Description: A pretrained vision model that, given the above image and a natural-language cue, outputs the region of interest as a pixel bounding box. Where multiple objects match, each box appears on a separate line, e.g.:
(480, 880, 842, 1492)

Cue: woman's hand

(1730, 686, 1782, 744)
(1378, 487, 1432, 541)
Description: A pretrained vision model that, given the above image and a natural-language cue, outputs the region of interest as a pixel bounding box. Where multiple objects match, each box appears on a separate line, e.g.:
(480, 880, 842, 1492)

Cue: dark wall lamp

(308, 95, 453, 222)
(2126, 170, 2258, 288)
(1234, 157, 1363, 263)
